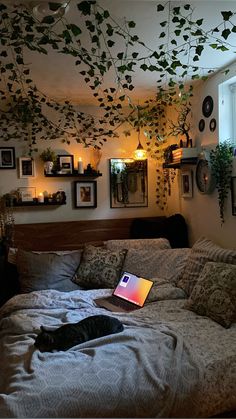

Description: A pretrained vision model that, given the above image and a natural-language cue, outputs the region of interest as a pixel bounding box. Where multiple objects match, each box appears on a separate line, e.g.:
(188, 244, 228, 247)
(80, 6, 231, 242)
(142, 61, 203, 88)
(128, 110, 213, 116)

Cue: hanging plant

(210, 141, 233, 224)
(0, 1, 236, 155)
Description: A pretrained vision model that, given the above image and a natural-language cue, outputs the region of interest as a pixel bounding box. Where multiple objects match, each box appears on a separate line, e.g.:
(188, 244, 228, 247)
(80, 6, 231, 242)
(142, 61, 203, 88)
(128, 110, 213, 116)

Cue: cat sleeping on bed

(34, 315, 124, 352)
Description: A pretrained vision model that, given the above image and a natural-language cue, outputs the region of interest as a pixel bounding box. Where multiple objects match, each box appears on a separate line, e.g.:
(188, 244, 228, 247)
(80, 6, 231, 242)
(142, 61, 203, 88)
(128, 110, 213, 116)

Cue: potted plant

(40, 147, 57, 174)
(210, 140, 233, 224)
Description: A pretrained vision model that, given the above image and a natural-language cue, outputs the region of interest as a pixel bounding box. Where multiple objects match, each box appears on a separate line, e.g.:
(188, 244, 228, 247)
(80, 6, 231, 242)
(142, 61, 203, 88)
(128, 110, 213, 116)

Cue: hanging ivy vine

(0, 1, 236, 208)
(1, 1, 236, 153)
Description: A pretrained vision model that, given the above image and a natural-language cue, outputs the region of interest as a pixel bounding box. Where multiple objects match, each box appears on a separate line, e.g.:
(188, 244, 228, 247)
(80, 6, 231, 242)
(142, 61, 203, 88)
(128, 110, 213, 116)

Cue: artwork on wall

(58, 155, 74, 174)
(74, 181, 97, 208)
(181, 170, 193, 198)
(18, 187, 36, 202)
(19, 157, 36, 178)
(109, 158, 148, 208)
(202, 95, 214, 118)
(231, 177, 236, 216)
(198, 119, 205, 132)
(0, 147, 16, 169)
(209, 118, 217, 132)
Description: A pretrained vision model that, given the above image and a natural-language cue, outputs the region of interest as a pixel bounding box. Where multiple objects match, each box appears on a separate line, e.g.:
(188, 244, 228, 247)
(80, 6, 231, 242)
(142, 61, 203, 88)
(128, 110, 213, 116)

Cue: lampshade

(133, 127, 147, 160)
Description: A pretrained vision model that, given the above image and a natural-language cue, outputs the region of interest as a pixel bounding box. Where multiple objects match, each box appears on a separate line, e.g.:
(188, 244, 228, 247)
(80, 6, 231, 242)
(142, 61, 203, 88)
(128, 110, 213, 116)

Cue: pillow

(123, 248, 190, 285)
(105, 238, 171, 251)
(177, 237, 236, 296)
(73, 245, 127, 289)
(184, 262, 236, 328)
(17, 249, 82, 293)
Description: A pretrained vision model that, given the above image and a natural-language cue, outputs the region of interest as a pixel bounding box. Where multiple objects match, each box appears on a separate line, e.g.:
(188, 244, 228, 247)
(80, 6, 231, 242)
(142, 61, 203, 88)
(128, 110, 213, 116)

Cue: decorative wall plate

(202, 95, 214, 118)
(198, 119, 205, 132)
(209, 118, 217, 132)
(195, 159, 216, 194)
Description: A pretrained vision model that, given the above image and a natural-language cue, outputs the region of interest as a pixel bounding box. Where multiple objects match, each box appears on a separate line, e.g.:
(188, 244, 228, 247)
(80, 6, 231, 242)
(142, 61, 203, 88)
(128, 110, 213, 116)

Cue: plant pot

(44, 161, 54, 174)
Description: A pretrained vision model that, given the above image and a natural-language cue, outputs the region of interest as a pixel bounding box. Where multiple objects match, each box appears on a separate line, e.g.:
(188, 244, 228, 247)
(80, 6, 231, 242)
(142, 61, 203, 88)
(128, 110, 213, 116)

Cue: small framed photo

(18, 187, 36, 202)
(181, 170, 193, 198)
(0, 147, 16, 169)
(74, 181, 97, 208)
(231, 177, 236, 216)
(58, 155, 74, 174)
(19, 157, 36, 178)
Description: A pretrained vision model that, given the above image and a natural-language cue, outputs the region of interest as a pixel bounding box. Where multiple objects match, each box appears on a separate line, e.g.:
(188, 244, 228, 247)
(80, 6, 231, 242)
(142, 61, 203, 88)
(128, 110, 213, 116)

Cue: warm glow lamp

(133, 126, 147, 160)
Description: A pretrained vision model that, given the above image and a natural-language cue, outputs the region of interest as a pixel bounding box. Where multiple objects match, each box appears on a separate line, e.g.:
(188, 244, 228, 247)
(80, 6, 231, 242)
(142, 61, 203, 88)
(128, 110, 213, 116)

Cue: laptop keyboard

(106, 295, 138, 311)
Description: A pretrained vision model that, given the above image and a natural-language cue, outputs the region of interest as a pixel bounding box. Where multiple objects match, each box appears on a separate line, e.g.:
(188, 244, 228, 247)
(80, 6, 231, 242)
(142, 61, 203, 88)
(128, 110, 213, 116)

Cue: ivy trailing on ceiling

(1, 0, 236, 155)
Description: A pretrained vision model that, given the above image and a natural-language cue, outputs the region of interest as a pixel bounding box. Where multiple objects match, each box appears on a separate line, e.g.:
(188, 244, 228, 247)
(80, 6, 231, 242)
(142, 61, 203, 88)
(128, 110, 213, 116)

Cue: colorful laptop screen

(113, 272, 153, 307)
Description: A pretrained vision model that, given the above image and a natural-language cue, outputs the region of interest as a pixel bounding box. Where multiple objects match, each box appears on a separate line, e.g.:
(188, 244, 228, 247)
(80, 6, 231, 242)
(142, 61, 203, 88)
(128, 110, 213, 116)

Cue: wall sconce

(133, 126, 147, 160)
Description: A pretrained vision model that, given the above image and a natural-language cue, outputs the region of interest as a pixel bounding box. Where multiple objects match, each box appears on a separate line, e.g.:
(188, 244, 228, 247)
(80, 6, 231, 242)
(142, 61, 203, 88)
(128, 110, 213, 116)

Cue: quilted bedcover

(0, 286, 235, 418)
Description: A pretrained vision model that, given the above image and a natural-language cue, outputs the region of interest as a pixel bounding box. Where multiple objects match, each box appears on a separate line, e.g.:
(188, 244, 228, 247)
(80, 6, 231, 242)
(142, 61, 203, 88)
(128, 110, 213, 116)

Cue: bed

(0, 225, 235, 418)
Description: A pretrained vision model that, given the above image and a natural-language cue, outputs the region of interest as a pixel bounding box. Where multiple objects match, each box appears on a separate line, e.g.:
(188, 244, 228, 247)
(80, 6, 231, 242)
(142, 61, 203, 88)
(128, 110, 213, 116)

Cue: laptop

(94, 271, 153, 313)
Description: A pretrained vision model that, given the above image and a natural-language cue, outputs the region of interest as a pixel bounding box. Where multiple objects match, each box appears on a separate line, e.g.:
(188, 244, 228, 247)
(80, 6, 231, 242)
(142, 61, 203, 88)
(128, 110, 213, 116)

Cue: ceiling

(7, 1, 236, 105)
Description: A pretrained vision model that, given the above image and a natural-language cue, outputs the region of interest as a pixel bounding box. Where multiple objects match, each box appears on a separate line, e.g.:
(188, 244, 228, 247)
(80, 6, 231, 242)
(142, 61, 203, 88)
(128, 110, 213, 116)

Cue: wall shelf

(44, 172, 102, 178)
(163, 158, 198, 169)
(8, 201, 66, 207)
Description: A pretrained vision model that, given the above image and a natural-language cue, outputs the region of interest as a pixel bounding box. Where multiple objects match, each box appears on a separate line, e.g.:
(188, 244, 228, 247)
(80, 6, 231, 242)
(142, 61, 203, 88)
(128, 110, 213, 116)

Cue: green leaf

(107, 39, 115, 47)
(77, 1, 95, 15)
(221, 28, 231, 40)
(159, 32, 166, 38)
(232, 26, 236, 33)
(210, 43, 218, 49)
(48, 2, 61, 11)
(140, 63, 148, 71)
(221, 11, 233, 21)
(41, 16, 55, 24)
(196, 19, 204, 26)
(67, 24, 82, 36)
(117, 52, 124, 59)
(157, 4, 164, 11)
(128, 21, 136, 28)
(173, 7, 180, 15)
(196, 45, 204, 55)
(184, 4, 190, 10)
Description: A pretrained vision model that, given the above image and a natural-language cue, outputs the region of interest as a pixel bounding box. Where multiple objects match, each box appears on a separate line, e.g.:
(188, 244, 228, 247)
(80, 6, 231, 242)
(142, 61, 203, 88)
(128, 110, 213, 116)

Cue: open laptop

(94, 271, 153, 313)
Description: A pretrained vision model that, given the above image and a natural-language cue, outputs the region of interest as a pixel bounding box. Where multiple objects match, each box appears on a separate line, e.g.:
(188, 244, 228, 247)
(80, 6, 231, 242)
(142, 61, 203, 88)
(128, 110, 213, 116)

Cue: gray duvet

(0, 286, 235, 418)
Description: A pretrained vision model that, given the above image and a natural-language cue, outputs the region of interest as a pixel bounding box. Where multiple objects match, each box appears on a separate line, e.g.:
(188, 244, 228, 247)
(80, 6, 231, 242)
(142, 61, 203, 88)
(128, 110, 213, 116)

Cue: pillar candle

(38, 193, 44, 203)
(78, 158, 83, 174)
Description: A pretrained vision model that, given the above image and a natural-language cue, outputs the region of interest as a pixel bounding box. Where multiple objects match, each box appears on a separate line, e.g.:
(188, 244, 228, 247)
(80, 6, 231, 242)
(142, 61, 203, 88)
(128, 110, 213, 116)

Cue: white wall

(0, 126, 162, 225)
(168, 62, 236, 249)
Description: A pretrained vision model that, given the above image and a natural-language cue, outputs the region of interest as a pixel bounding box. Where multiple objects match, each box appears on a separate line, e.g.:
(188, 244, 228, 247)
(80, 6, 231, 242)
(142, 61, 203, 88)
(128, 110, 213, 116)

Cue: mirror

(110, 158, 148, 208)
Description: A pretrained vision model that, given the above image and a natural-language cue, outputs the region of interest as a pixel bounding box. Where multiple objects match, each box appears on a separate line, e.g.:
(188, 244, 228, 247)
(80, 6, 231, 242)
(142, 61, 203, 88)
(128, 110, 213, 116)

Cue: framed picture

(58, 155, 74, 174)
(18, 187, 36, 202)
(231, 177, 236, 216)
(19, 157, 36, 178)
(0, 147, 16, 169)
(74, 181, 97, 208)
(181, 170, 193, 198)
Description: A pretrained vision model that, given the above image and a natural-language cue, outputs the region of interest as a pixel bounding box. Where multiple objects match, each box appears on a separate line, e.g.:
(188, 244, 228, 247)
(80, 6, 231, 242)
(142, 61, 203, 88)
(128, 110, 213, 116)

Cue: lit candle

(38, 193, 44, 203)
(78, 157, 83, 174)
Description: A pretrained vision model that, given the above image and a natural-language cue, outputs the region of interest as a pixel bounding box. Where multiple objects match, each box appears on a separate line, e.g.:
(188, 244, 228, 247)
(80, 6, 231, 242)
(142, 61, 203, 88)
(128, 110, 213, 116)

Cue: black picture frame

(209, 118, 217, 132)
(0, 147, 16, 169)
(57, 154, 74, 174)
(231, 177, 236, 216)
(74, 181, 97, 208)
(198, 119, 205, 132)
(202, 95, 214, 118)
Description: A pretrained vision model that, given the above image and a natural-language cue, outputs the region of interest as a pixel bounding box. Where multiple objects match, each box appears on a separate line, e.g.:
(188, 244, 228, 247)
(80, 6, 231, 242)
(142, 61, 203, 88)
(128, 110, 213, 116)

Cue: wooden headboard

(14, 217, 166, 251)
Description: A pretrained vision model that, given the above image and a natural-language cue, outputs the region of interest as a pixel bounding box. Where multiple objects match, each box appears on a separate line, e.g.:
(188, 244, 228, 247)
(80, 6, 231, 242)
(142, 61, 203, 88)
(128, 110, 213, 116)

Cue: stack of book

(172, 147, 198, 164)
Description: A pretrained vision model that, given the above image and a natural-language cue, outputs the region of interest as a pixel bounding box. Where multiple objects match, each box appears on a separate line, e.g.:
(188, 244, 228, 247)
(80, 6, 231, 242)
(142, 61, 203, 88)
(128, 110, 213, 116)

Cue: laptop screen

(113, 271, 153, 307)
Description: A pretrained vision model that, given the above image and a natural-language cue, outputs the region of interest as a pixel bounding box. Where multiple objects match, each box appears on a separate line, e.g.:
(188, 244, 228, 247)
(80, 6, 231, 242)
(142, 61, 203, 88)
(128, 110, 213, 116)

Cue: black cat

(34, 315, 124, 352)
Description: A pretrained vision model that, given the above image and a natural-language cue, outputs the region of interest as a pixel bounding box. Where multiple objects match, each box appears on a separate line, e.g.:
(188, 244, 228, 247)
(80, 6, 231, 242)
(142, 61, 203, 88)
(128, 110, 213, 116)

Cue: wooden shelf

(163, 158, 198, 169)
(9, 201, 66, 207)
(44, 172, 102, 178)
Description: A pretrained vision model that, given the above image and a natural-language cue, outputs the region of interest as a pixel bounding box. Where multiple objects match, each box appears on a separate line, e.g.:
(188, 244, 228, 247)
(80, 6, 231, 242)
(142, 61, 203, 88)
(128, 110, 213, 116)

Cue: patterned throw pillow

(105, 238, 171, 251)
(73, 245, 127, 289)
(123, 248, 190, 285)
(177, 237, 236, 296)
(184, 262, 236, 328)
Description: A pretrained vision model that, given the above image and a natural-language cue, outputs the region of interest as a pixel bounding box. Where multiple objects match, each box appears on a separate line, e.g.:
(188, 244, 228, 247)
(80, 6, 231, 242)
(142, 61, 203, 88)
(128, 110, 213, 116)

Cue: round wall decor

(209, 118, 217, 132)
(198, 119, 205, 132)
(202, 95, 214, 118)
